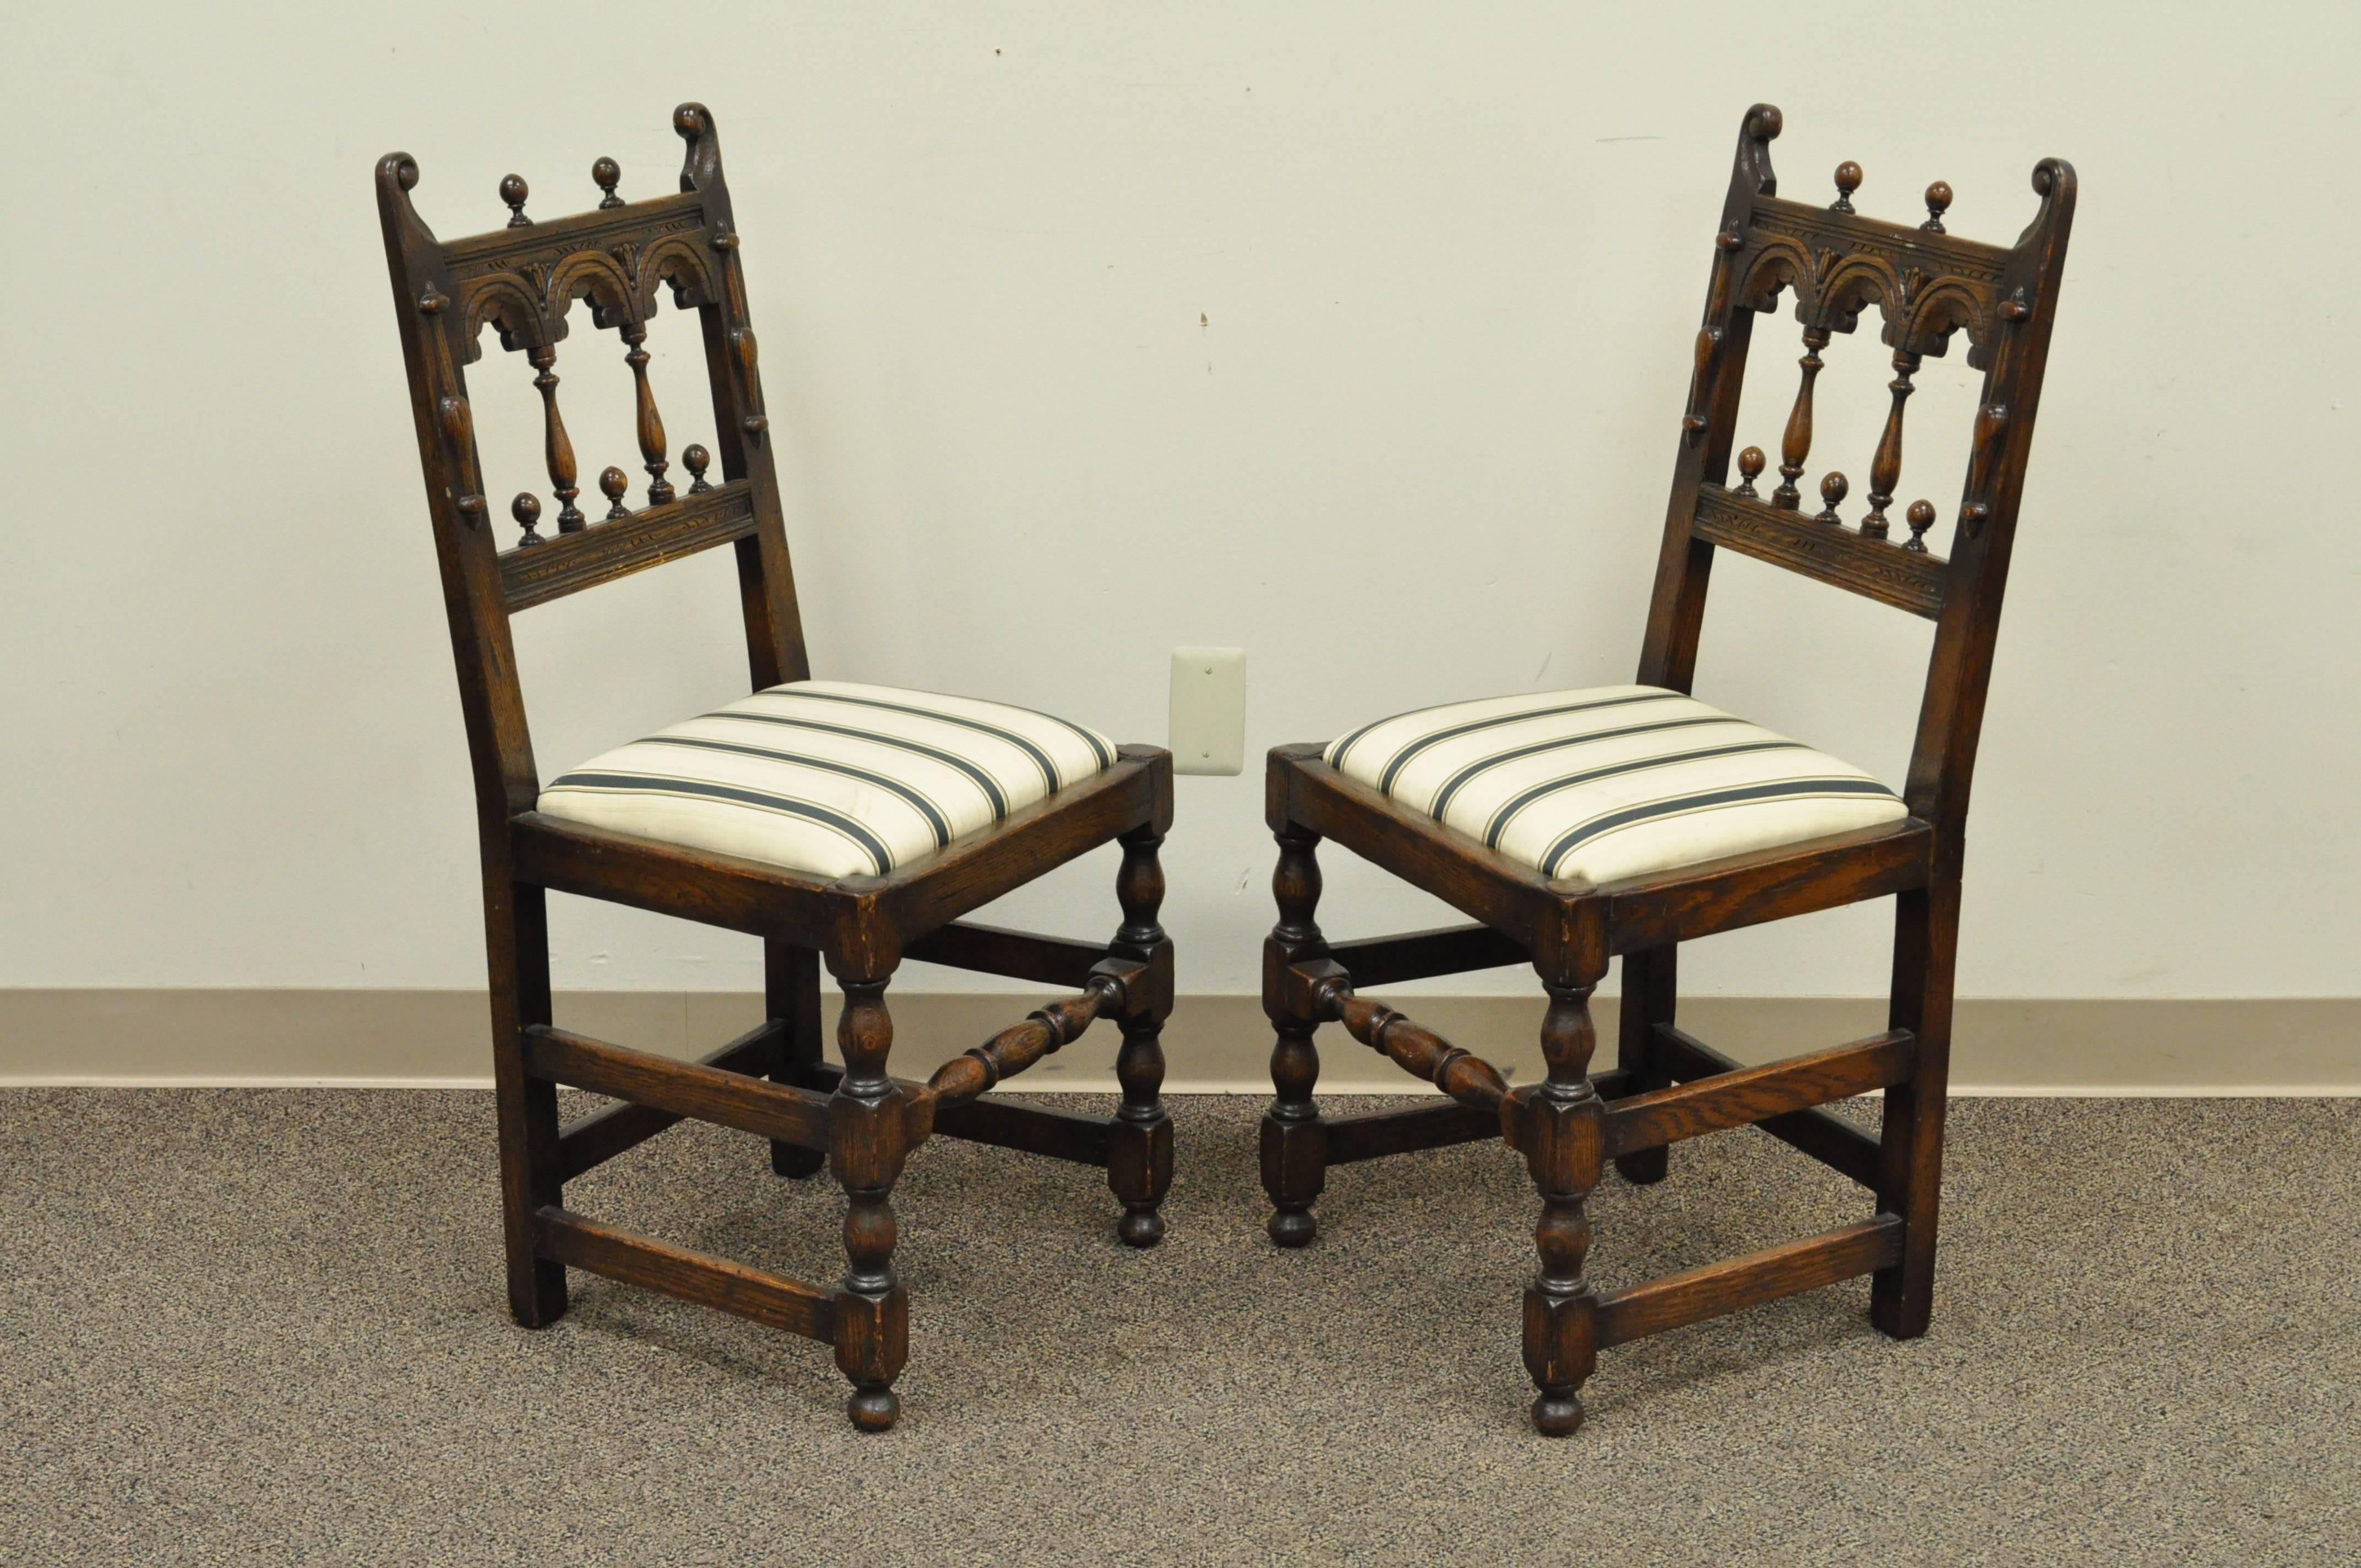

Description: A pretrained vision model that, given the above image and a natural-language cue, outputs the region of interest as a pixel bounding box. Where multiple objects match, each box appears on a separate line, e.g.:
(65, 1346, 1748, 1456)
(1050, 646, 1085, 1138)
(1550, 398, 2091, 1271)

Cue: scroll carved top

(1736, 199, 2012, 363)
(444, 200, 718, 361)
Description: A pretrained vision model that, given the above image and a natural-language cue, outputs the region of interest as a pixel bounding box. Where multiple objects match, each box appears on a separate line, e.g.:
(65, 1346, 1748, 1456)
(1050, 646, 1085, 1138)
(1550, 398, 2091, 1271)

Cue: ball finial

(1815, 471, 1849, 524)
(1923, 180, 1952, 233)
(510, 492, 544, 545)
(592, 157, 622, 208)
(683, 444, 713, 493)
(599, 466, 630, 520)
(1832, 161, 1862, 214)
(499, 173, 530, 227)
(1904, 499, 1936, 552)
(1734, 445, 1766, 498)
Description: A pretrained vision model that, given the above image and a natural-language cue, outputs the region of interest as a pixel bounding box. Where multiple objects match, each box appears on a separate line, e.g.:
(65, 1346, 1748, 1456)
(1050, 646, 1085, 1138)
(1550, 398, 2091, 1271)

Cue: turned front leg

(829, 971, 910, 1431)
(1107, 825, 1175, 1248)
(1511, 977, 1605, 1436)
(1260, 825, 1328, 1246)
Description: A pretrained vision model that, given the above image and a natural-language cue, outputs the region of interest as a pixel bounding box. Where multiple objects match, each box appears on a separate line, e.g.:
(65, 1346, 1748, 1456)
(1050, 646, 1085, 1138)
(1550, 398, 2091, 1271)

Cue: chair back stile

(1639, 105, 2077, 858)
(375, 102, 808, 827)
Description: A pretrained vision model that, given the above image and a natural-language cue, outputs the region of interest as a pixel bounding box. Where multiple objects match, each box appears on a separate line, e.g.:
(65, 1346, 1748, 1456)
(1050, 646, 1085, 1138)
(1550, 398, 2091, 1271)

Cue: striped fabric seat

(537, 680, 1117, 879)
(1325, 684, 1907, 885)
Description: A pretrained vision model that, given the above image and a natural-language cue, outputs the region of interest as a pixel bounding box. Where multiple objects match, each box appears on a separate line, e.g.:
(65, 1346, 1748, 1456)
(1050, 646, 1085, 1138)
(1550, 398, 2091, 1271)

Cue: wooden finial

(510, 492, 545, 546)
(1831, 161, 1862, 214)
(592, 157, 622, 209)
(1922, 180, 1952, 233)
(1904, 499, 1935, 552)
(683, 444, 712, 492)
(500, 173, 530, 227)
(1814, 471, 1849, 525)
(599, 466, 630, 520)
(1734, 445, 1766, 499)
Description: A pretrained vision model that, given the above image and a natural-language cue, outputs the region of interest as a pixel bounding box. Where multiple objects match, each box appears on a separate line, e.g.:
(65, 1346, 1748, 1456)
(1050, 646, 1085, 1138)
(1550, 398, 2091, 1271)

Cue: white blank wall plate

(1168, 647, 1247, 776)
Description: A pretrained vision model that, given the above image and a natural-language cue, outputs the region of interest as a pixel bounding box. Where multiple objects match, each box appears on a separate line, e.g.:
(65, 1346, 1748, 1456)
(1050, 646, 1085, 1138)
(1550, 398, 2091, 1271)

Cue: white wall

(3, 1, 2354, 1003)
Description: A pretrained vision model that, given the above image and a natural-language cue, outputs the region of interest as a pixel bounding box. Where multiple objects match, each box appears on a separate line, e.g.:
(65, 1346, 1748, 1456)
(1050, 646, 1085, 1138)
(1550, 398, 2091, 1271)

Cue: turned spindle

(599, 466, 630, 521)
(1904, 499, 1935, 553)
(683, 444, 712, 493)
(1863, 350, 1921, 538)
(1814, 471, 1849, 525)
(592, 157, 622, 209)
(527, 347, 582, 531)
(1733, 445, 1765, 499)
(1832, 160, 1862, 214)
(1923, 180, 1952, 233)
(499, 173, 530, 227)
(621, 326, 673, 505)
(510, 492, 545, 547)
(1774, 329, 1829, 509)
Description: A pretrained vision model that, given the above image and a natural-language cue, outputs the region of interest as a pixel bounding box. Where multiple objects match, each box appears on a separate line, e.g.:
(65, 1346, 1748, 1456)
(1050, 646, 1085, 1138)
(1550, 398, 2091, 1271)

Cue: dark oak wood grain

(1650, 1023, 1885, 1188)
(556, 1019, 783, 1180)
(535, 1206, 836, 1341)
(904, 921, 1111, 988)
(501, 478, 757, 610)
(524, 1023, 834, 1150)
(1691, 483, 1946, 617)
(1256, 104, 2076, 1433)
(1593, 1215, 1903, 1348)
(1603, 1030, 1913, 1157)
(379, 102, 1179, 1430)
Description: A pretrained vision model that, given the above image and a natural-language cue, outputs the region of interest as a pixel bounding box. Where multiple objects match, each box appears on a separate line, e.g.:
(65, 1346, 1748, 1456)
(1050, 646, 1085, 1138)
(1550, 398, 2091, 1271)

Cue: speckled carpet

(1, 1090, 2353, 1565)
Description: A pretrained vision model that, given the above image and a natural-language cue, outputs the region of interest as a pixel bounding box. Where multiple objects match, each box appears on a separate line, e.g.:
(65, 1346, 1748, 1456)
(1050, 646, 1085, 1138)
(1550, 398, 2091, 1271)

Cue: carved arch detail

(639, 235, 717, 312)
(1739, 238, 1811, 314)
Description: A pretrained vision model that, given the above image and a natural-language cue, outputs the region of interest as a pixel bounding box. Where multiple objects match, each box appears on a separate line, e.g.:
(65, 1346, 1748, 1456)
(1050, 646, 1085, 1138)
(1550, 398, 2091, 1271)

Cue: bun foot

(846, 1389, 899, 1431)
(1531, 1390, 1586, 1438)
(1267, 1208, 1318, 1248)
(1116, 1208, 1166, 1248)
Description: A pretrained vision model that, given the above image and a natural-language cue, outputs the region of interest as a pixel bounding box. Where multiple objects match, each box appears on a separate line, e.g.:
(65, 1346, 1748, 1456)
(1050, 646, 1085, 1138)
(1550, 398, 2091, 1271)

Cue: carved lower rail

(500, 477, 759, 611)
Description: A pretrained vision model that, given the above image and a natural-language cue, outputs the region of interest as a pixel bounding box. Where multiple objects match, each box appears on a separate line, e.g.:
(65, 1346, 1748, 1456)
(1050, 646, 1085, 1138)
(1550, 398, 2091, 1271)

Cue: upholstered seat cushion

(537, 680, 1117, 879)
(1325, 684, 1907, 885)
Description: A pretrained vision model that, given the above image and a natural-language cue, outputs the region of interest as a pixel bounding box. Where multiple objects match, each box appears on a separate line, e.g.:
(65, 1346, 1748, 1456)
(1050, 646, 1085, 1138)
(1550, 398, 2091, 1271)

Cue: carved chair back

(376, 104, 807, 827)
(1640, 105, 2076, 859)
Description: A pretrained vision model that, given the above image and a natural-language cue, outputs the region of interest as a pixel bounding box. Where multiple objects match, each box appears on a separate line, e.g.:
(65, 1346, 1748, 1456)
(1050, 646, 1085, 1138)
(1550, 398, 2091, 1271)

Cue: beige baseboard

(2, 989, 2355, 1094)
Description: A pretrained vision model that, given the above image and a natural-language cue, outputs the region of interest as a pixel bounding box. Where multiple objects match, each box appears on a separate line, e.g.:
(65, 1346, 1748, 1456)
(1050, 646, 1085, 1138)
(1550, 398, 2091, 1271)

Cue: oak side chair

(376, 104, 1176, 1431)
(1258, 105, 2075, 1435)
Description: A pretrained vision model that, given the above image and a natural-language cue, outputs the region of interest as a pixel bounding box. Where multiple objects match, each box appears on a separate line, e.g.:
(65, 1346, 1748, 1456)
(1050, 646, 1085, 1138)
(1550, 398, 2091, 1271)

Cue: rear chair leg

(1872, 883, 1957, 1338)
(1106, 826, 1175, 1247)
(1259, 825, 1328, 1247)
(491, 880, 567, 1327)
(1612, 944, 1677, 1186)
(1513, 976, 1606, 1436)
(766, 939, 828, 1178)
(829, 968, 910, 1430)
